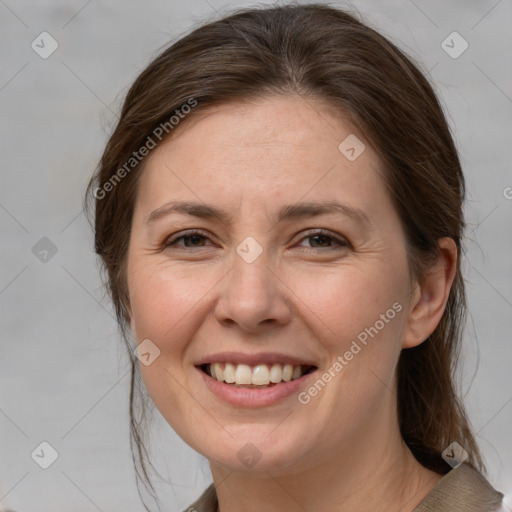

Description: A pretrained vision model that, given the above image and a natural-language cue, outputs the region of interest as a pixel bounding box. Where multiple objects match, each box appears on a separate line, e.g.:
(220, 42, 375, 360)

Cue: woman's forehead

(165, 94, 358, 147)
(131, 99, 402, 240)
(138, 95, 382, 200)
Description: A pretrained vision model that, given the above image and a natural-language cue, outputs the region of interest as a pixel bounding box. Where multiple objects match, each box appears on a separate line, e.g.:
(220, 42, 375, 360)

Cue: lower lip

(196, 366, 317, 407)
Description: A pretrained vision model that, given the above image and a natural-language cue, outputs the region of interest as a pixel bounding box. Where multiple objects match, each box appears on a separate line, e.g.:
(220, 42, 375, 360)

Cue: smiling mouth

(198, 362, 317, 388)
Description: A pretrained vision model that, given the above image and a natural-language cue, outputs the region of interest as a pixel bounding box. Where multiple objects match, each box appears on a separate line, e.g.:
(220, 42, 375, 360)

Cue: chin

(195, 430, 311, 475)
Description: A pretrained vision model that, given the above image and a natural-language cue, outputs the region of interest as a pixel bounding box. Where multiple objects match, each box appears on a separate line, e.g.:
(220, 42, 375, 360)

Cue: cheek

(287, 261, 408, 412)
(296, 267, 406, 406)
(288, 261, 406, 346)
(127, 262, 210, 426)
(128, 260, 212, 342)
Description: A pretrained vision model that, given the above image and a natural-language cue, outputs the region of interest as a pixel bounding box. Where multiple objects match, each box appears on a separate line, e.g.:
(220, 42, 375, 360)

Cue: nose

(213, 247, 292, 334)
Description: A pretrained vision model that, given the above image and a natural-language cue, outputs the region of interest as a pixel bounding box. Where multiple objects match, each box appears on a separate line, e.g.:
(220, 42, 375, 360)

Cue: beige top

(182, 463, 504, 512)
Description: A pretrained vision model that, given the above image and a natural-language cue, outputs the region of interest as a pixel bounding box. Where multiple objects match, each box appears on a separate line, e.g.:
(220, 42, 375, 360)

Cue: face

(126, 95, 416, 476)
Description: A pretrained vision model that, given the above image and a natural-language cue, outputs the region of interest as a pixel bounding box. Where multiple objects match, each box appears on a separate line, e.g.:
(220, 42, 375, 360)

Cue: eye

(296, 229, 349, 250)
(163, 230, 213, 250)
(162, 229, 349, 252)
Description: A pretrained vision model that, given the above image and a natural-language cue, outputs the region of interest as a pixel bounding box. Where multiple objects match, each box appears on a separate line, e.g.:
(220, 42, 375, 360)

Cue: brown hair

(84, 3, 484, 508)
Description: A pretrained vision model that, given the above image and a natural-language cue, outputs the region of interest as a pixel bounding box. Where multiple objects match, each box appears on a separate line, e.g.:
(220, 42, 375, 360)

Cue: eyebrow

(146, 200, 372, 228)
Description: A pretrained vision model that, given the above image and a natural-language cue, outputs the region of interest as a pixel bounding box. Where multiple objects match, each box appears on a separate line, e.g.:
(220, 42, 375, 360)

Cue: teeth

(291, 365, 302, 380)
(251, 365, 270, 385)
(208, 362, 309, 385)
(223, 363, 236, 383)
(235, 364, 252, 384)
(213, 363, 223, 381)
(269, 364, 283, 383)
(282, 364, 293, 382)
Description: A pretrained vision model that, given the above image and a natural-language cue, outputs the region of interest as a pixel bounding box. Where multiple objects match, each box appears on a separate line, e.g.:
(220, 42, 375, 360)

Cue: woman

(85, 4, 505, 511)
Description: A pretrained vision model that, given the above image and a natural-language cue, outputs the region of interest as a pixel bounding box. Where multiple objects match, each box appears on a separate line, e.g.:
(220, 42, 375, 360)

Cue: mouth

(197, 362, 318, 388)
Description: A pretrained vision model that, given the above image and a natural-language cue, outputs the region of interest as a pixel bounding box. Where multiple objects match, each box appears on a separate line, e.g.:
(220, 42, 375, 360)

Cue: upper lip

(194, 352, 318, 367)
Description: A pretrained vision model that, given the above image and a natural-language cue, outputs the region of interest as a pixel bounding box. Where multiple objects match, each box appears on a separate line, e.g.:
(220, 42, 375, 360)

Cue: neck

(209, 414, 442, 512)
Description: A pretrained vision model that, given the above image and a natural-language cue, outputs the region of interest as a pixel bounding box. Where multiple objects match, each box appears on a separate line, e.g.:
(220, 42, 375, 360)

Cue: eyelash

(162, 229, 349, 252)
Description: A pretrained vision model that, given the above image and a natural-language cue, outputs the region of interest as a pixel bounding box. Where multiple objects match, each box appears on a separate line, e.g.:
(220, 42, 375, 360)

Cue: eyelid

(295, 228, 349, 249)
(163, 228, 349, 250)
(163, 229, 213, 248)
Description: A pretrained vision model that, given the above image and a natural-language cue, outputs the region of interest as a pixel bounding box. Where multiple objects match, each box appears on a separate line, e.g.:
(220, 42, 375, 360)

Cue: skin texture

(126, 95, 457, 512)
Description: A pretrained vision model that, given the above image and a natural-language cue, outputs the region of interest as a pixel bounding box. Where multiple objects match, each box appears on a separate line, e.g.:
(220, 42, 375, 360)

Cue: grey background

(1, 0, 511, 511)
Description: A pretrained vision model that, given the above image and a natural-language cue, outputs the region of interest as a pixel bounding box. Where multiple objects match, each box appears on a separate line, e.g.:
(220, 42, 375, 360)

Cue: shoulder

(181, 483, 217, 512)
(413, 462, 504, 512)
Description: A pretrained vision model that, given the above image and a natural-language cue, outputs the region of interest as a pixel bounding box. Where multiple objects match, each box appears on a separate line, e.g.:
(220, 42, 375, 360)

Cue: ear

(402, 237, 457, 349)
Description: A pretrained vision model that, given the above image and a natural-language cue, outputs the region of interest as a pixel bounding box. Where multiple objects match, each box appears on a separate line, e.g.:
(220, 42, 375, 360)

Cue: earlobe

(402, 237, 457, 349)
